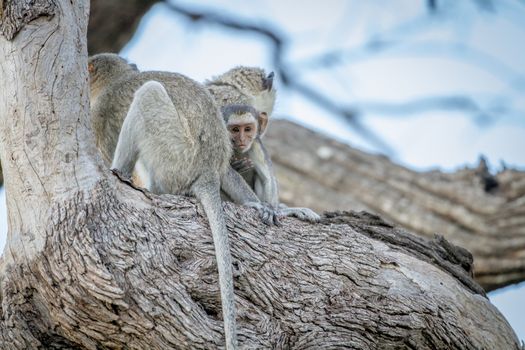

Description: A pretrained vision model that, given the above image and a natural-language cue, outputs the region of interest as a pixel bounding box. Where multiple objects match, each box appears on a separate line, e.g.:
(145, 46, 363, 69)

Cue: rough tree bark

(264, 120, 525, 292)
(0, 1, 521, 349)
(0, 0, 156, 189)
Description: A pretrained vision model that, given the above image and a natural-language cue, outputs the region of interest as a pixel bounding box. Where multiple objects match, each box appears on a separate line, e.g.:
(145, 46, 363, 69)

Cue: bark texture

(0, 0, 521, 294)
(0, 0, 56, 40)
(265, 120, 525, 292)
(0, 179, 521, 349)
(0, 0, 157, 188)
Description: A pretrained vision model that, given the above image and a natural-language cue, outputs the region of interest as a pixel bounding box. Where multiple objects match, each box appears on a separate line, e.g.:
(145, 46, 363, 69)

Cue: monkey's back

(101, 70, 231, 191)
(144, 71, 231, 174)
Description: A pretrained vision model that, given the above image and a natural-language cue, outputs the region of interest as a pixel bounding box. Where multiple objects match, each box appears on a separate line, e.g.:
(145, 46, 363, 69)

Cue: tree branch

(265, 119, 525, 291)
(0, 0, 103, 260)
(0, 179, 520, 348)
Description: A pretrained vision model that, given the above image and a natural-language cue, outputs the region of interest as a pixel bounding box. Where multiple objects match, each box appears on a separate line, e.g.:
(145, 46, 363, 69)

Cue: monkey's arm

(251, 140, 280, 208)
(251, 141, 320, 223)
(221, 166, 279, 225)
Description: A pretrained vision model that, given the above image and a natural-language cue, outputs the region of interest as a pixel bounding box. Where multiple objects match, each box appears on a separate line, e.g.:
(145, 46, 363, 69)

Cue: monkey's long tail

(192, 173, 237, 350)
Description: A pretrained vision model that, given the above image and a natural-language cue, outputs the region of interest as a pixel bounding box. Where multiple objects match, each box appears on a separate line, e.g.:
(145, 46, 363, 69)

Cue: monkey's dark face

(228, 120, 257, 153)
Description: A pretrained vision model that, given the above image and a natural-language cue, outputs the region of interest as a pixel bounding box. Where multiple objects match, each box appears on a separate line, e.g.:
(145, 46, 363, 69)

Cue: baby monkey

(222, 104, 320, 222)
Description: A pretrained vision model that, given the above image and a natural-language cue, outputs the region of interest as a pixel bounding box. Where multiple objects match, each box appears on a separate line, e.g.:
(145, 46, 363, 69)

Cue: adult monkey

(206, 66, 276, 125)
(222, 104, 320, 223)
(89, 54, 279, 349)
(207, 68, 320, 222)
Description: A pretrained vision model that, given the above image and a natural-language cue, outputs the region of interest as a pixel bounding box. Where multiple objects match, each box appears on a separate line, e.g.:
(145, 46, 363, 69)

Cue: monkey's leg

(111, 120, 138, 179)
(192, 173, 237, 350)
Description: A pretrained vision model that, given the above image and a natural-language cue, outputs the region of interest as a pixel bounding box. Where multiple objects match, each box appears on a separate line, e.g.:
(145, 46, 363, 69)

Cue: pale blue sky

(1, 0, 524, 342)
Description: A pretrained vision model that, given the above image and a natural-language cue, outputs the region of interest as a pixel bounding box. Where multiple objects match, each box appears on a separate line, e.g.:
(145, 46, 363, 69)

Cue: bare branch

(355, 95, 512, 123)
(162, 0, 393, 154)
(265, 119, 525, 291)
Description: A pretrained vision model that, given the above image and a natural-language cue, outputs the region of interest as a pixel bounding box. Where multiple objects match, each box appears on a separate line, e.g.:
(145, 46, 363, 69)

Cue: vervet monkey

(205, 66, 276, 132)
(89, 53, 279, 349)
(206, 67, 277, 201)
(222, 104, 321, 223)
(207, 67, 319, 222)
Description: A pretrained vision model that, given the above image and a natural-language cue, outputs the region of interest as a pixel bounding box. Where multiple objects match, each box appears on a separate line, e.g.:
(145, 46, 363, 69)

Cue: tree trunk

(264, 120, 525, 292)
(0, 0, 157, 189)
(0, 1, 521, 349)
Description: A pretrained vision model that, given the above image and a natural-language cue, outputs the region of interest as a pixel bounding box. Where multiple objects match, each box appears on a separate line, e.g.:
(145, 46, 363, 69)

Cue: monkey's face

(228, 120, 257, 153)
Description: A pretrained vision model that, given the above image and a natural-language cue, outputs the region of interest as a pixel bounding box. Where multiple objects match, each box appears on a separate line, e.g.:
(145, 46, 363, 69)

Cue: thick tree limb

(0, 179, 521, 349)
(265, 119, 525, 292)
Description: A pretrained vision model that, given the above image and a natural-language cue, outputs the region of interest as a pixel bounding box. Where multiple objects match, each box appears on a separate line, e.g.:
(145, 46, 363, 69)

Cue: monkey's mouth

(238, 144, 250, 152)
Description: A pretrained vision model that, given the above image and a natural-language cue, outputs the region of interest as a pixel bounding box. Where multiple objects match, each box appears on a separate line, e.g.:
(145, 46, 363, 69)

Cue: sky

(1, 0, 524, 342)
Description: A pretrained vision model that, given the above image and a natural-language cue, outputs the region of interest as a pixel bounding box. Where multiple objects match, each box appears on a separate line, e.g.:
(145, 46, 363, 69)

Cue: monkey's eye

(245, 127, 252, 132)
(232, 127, 240, 133)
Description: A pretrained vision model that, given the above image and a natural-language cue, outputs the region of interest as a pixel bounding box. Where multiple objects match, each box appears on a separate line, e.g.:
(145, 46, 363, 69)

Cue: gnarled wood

(265, 120, 525, 292)
(0, 179, 520, 349)
(0, 0, 523, 295)
(0, 0, 56, 40)
(0, 1, 521, 348)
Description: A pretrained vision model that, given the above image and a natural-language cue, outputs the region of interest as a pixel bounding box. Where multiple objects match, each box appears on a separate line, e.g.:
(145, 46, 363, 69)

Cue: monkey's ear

(263, 72, 274, 91)
(258, 112, 269, 136)
(88, 63, 95, 73)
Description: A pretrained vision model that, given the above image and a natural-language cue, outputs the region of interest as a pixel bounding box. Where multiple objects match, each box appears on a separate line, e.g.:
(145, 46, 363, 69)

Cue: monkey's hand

(277, 205, 321, 223)
(245, 201, 281, 226)
(231, 156, 254, 174)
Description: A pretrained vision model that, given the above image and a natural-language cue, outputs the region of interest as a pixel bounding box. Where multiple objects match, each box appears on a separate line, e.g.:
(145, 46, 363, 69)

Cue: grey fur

(208, 68, 320, 222)
(222, 104, 321, 223)
(113, 81, 241, 349)
(206, 66, 276, 135)
(91, 53, 278, 349)
(88, 54, 275, 222)
(220, 104, 259, 122)
(207, 67, 279, 205)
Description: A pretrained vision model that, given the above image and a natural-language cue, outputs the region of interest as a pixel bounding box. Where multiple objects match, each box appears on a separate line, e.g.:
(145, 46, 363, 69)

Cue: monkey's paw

(278, 207, 321, 223)
(231, 157, 254, 174)
(244, 201, 281, 226)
